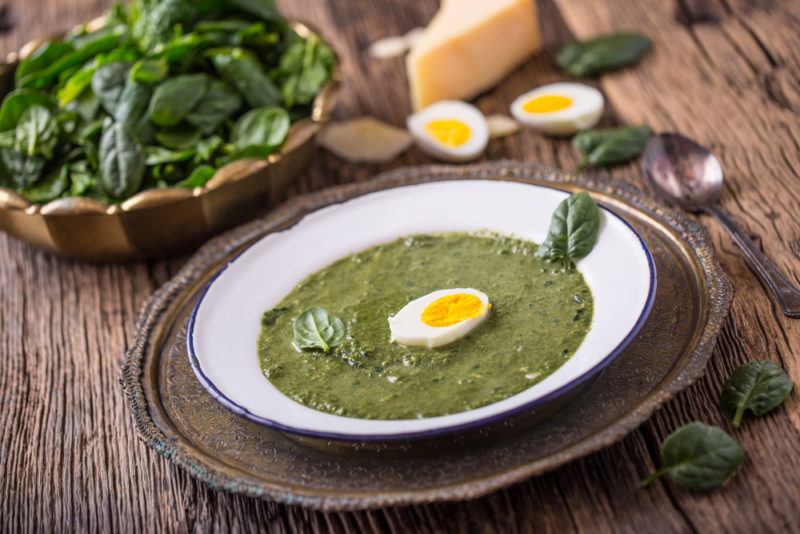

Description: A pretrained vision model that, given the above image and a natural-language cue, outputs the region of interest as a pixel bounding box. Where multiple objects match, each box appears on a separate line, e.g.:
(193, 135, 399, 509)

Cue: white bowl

(189, 180, 656, 440)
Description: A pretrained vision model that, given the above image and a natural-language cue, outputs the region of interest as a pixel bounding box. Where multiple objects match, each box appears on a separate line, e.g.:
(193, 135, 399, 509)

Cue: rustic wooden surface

(2, 0, 799, 531)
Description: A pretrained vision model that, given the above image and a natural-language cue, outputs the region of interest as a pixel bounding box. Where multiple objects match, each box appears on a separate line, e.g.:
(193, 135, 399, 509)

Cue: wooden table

(2, 0, 799, 531)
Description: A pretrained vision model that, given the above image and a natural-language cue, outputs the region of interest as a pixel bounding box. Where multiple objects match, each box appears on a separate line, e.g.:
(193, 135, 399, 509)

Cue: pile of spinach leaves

(0, 0, 335, 203)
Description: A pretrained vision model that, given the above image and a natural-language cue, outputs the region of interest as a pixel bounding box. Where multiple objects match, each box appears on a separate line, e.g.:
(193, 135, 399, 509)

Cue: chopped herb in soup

(258, 233, 593, 419)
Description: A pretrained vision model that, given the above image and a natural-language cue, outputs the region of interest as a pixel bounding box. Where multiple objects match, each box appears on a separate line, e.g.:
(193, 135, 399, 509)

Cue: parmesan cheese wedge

(407, 0, 542, 110)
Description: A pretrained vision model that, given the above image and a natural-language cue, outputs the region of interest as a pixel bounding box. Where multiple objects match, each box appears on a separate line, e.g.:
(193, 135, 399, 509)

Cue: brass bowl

(0, 19, 340, 261)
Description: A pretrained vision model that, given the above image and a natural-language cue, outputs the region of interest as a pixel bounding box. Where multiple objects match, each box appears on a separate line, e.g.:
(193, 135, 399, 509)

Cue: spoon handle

(706, 205, 800, 318)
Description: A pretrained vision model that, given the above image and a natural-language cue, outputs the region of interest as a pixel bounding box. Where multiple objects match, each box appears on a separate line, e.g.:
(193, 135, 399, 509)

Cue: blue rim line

(186, 182, 658, 442)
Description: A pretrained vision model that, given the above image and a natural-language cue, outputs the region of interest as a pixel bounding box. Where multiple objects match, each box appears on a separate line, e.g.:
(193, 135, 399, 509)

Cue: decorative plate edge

(120, 160, 733, 511)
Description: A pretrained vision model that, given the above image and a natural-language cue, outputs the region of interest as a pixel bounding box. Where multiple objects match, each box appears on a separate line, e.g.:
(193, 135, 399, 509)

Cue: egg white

(510, 82, 604, 136)
(406, 101, 489, 162)
(388, 288, 490, 349)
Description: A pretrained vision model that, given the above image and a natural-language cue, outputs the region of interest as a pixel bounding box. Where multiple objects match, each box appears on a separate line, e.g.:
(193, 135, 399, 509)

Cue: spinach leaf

(176, 164, 215, 188)
(16, 41, 74, 83)
(68, 92, 102, 122)
(99, 121, 145, 199)
(536, 192, 601, 269)
(154, 125, 202, 150)
(231, 107, 289, 151)
(185, 80, 242, 134)
(18, 164, 69, 203)
(58, 43, 144, 107)
(557, 32, 652, 77)
(0, 90, 55, 132)
(153, 32, 218, 64)
(642, 422, 744, 490)
(132, 0, 198, 52)
(0, 148, 47, 188)
(115, 79, 153, 131)
(92, 62, 131, 116)
(573, 125, 651, 169)
(720, 361, 794, 429)
(19, 32, 122, 90)
(229, 0, 280, 21)
(14, 105, 59, 160)
(130, 58, 169, 84)
(194, 135, 224, 163)
(145, 146, 196, 166)
(208, 47, 281, 108)
(147, 74, 210, 127)
(292, 307, 347, 352)
(57, 67, 98, 107)
(68, 161, 95, 196)
(275, 34, 335, 108)
(194, 20, 253, 34)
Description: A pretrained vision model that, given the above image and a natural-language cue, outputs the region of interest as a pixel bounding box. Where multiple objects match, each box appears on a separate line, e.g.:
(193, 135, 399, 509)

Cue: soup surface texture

(257, 233, 593, 419)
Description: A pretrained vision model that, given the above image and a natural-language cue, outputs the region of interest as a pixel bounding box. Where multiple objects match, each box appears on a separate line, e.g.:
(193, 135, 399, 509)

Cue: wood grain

(1, 0, 798, 531)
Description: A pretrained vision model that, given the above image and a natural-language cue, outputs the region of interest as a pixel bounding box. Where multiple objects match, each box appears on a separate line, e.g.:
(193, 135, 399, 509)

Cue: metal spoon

(642, 133, 800, 318)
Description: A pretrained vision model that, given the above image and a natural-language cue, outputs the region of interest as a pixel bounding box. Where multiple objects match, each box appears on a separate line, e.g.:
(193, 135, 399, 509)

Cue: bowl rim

(0, 18, 340, 217)
(186, 179, 658, 442)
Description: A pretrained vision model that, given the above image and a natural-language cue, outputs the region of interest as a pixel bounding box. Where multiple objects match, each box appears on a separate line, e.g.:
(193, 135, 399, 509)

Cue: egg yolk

(421, 293, 485, 327)
(523, 95, 572, 114)
(424, 119, 471, 147)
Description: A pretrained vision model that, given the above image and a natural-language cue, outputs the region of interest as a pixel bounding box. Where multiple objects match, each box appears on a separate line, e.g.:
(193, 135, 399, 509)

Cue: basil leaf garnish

(292, 307, 347, 352)
(720, 361, 794, 429)
(642, 422, 745, 490)
(557, 31, 651, 77)
(573, 125, 651, 169)
(537, 192, 601, 269)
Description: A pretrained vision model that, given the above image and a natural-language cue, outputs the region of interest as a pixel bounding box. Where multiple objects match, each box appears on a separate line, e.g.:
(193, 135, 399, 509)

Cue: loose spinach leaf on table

(292, 307, 347, 352)
(642, 422, 744, 490)
(147, 74, 210, 127)
(99, 121, 144, 199)
(536, 192, 601, 270)
(720, 361, 794, 429)
(557, 31, 652, 77)
(573, 125, 651, 169)
(208, 47, 281, 108)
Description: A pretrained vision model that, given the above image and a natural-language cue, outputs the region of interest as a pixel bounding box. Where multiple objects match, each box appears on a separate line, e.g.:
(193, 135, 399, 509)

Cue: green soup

(258, 233, 593, 419)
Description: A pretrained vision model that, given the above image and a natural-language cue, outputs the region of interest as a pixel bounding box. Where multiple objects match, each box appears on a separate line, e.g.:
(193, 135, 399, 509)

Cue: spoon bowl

(642, 133, 723, 211)
(642, 132, 800, 318)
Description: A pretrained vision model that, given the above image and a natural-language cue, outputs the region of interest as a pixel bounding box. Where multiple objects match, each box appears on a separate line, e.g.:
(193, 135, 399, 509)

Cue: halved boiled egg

(407, 101, 489, 161)
(510, 82, 604, 136)
(389, 288, 491, 348)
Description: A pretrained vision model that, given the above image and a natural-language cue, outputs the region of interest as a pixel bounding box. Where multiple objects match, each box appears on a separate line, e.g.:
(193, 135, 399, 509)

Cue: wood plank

(0, 0, 798, 531)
